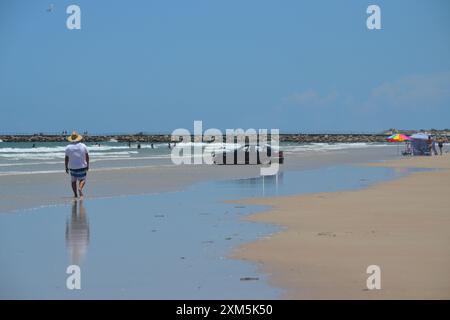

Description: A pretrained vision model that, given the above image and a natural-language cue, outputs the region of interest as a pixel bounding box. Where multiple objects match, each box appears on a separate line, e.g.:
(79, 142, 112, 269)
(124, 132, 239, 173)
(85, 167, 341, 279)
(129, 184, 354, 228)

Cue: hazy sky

(1, 0, 449, 134)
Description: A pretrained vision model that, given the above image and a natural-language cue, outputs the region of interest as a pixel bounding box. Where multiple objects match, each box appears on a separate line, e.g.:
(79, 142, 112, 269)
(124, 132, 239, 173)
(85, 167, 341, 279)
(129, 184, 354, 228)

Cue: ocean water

(0, 141, 394, 175)
(0, 164, 421, 299)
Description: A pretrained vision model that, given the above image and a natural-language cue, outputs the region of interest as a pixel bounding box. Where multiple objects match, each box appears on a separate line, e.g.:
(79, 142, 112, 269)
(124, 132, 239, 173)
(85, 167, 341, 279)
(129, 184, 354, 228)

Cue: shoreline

(0, 147, 400, 213)
(232, 154, 450, 299)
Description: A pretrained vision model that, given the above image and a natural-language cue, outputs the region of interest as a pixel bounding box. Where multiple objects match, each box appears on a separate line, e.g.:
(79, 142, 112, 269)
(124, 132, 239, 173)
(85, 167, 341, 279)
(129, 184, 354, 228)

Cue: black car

(212, 144, 284, 165)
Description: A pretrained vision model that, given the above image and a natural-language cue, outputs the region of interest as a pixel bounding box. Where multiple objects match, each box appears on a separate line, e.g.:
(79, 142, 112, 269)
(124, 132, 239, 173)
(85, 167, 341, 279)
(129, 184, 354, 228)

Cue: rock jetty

(1, 130, 449, 143)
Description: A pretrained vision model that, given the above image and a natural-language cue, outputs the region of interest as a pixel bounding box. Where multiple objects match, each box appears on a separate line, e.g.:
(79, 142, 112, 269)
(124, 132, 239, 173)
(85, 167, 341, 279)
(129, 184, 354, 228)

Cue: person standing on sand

(438, 139, 444, 155)
(65, 131, 89, 198)
(432, 138, 438, 156)
(427, 136, 433, 156)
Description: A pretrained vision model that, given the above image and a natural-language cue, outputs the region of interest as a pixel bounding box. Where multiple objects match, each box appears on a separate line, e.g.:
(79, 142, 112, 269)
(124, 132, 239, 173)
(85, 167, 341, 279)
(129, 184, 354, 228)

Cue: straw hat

(67, 131, 83, 142)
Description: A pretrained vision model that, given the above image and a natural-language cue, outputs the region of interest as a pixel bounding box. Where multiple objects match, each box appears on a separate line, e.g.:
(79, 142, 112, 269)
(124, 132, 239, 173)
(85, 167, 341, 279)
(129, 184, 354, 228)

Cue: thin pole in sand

(262, 175, 265, 196)
(276, 172, 279, 196)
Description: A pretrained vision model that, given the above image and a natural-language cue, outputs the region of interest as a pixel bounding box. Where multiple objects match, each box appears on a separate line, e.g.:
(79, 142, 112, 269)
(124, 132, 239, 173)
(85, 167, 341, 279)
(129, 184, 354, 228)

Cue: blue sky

(1, 0, 449, 134)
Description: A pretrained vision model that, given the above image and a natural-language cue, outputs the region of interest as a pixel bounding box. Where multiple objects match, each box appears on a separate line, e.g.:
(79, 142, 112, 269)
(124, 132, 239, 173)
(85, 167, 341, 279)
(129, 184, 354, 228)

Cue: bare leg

(78, 179, 86, 198)
(71, 181, 78, 198)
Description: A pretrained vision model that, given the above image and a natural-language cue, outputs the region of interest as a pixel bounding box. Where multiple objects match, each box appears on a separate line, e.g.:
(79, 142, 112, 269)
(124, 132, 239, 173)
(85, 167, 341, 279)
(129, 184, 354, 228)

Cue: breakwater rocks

(0, 134, 172, 143)
(280, 134, 387, 143)
(1, 131, 449, 144)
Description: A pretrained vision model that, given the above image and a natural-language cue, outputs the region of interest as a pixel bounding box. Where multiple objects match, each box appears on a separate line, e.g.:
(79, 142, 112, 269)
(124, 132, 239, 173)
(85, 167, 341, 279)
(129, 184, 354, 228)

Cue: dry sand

(233, 154, 450, 299)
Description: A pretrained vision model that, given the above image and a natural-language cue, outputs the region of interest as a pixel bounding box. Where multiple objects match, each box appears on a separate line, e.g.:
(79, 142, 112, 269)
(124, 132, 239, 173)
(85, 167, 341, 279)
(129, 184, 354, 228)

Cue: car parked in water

(212, 144, 284, 165)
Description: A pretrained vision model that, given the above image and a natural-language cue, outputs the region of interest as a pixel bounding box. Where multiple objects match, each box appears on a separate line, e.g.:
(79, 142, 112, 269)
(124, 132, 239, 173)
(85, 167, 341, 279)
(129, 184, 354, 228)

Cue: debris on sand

(240, 277, 259, 281)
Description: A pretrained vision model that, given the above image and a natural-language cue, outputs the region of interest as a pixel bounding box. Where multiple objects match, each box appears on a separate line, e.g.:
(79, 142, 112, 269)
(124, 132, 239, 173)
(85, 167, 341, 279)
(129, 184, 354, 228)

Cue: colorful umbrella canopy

(387, 134, 411, 142)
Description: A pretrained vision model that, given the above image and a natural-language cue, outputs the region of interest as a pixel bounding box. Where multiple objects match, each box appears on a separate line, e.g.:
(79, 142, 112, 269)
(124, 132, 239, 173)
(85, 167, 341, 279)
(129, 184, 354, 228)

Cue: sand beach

(0, 141, 448, 299)
(233, 154, 450, 299)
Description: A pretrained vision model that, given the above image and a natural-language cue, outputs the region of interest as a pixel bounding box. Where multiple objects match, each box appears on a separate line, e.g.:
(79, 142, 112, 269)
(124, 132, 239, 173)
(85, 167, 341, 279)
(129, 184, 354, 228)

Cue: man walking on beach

(65, 131, 89, 198)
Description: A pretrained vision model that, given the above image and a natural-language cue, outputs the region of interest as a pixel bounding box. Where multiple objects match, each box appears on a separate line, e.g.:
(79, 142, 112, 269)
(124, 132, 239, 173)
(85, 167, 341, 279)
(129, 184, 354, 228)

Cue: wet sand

(1, 146, 441, 299)
(0, 147, 398, 213)
(233, 154, 450, 299)
(0, 156, 408, 299)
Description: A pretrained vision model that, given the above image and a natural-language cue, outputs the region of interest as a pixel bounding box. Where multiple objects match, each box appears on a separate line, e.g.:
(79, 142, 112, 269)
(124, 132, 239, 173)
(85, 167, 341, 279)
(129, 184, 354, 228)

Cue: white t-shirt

(65, 142, 88, 169)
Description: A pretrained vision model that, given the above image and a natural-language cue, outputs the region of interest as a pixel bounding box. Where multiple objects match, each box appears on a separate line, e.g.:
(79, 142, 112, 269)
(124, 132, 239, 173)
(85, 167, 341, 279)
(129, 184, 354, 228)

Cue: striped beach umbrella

(387, 134, 411, 142)
(387, 134, 411, 155)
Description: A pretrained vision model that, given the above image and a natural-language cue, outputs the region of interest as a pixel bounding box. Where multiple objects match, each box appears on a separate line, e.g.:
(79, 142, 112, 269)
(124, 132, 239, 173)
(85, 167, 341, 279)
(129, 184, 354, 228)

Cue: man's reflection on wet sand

(66, 200, 90, 265)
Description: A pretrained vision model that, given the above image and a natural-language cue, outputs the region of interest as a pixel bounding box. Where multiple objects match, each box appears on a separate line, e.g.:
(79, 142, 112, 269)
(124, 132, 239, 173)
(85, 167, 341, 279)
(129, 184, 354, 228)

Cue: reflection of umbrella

(387, 134, 411, 142)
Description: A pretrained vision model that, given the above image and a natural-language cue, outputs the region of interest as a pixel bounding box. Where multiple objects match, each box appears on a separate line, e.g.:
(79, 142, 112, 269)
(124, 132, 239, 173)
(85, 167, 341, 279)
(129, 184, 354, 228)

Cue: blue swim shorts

(69, 167, 87, 182)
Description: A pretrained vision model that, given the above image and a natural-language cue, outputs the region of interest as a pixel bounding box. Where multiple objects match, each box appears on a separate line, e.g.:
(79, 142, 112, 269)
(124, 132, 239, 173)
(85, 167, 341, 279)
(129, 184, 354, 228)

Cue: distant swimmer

(32, 143, 36, 148)
(137, 143, 141, 149)
(151, 143, 154, 149)
(65, 131, 89, 198)
(128, 141, 131, 148)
